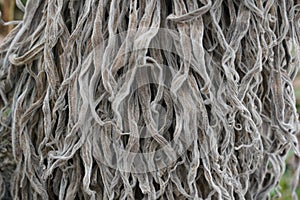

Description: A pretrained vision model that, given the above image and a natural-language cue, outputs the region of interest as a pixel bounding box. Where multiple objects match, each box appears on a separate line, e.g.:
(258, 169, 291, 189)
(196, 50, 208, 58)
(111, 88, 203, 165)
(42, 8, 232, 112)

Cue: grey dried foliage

(0, 0, 300, 199)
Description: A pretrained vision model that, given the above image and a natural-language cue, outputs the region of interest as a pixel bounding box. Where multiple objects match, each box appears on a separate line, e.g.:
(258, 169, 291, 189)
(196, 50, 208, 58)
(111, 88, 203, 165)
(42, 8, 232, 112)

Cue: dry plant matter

(0, 0, 300, 199)
(0, 0, 16, 34)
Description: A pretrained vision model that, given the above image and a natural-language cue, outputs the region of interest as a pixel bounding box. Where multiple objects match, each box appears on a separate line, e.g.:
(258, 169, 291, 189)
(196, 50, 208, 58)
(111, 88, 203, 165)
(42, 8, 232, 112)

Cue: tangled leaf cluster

(0, 0, 300, 199)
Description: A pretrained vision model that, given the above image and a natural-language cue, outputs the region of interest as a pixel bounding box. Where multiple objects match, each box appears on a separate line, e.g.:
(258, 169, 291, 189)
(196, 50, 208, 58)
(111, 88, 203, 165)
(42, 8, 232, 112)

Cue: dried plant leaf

(0, 0, 300, 199)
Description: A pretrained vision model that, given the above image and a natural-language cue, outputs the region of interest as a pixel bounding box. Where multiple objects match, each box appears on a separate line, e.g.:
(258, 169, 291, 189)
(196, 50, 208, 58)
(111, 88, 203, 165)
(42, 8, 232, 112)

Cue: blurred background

(0, 0, 299, 199)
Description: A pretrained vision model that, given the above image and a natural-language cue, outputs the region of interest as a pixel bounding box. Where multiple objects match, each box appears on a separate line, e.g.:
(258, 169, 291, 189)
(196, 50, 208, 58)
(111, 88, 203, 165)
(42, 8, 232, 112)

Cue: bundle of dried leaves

(0, 0, 300, 199)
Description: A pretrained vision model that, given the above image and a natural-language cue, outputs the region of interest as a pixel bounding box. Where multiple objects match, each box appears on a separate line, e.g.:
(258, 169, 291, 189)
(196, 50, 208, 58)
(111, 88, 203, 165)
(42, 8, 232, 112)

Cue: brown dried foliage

(0, 0, 300, 199)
